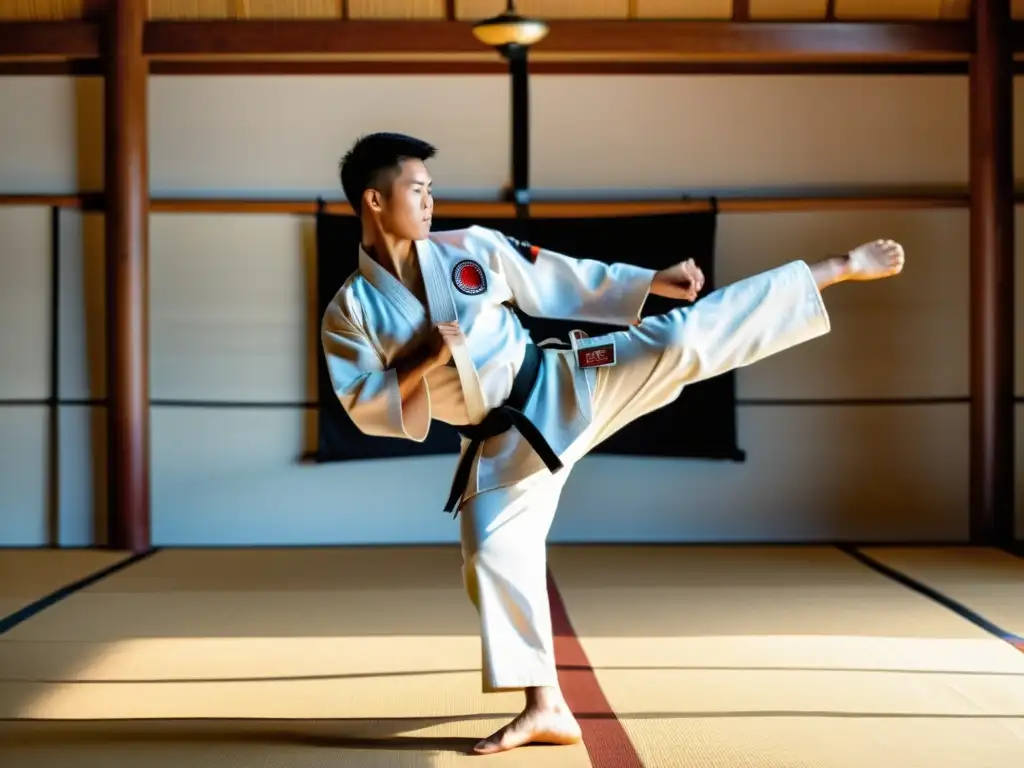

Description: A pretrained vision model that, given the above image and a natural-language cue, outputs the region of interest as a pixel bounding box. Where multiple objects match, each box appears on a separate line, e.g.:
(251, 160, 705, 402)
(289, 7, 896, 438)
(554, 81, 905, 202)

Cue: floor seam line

(835, 545, 1024, 653)
(0, 548, 160, 636)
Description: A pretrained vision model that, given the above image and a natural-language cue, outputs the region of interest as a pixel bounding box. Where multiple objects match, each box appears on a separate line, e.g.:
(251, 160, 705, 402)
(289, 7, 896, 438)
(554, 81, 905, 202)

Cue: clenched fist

(423, 321, 461, 370)
(651, 258, 706, 302)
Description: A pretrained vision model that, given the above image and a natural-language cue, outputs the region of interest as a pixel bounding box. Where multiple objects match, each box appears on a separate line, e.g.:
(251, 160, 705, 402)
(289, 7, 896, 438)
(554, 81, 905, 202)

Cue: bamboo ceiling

(1, 0, 1020, 21)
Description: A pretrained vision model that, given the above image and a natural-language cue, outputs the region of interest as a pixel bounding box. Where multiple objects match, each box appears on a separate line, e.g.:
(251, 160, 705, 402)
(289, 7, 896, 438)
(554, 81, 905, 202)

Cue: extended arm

(474, 226, 657, 326)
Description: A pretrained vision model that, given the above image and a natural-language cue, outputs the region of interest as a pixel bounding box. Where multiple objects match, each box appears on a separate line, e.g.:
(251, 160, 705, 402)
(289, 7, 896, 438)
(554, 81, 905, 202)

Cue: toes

(472, 732, 522, 755)
(473, 728, 510, 754)
(873, 240, 905, 268)
(473, 721, 521, 754)
(473, 739, 503, 755)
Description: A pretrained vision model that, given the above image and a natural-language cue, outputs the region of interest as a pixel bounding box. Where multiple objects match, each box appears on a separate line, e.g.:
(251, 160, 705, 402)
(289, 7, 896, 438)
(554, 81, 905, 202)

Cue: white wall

(0, 73, 1020, 546)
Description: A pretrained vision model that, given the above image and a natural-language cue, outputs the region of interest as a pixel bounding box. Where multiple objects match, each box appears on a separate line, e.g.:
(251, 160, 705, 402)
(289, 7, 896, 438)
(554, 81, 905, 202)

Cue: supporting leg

(458, 471, 582, 754)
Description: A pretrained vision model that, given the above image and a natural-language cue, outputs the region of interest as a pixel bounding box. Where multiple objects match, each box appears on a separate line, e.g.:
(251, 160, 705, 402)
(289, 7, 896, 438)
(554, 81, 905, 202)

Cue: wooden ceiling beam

(0, 20, 99, 57)
(141, 20, 971, 60)
(11, 19, 1024, 64)
(145, 20, 481, 56)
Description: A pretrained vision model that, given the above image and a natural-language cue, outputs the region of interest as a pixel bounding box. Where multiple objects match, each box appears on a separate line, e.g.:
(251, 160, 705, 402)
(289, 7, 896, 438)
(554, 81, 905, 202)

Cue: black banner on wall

(314, 208, 744, 464)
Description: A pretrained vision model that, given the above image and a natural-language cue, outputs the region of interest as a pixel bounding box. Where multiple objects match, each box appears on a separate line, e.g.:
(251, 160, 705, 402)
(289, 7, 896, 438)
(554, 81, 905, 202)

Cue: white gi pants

(458, 260, 831, 692)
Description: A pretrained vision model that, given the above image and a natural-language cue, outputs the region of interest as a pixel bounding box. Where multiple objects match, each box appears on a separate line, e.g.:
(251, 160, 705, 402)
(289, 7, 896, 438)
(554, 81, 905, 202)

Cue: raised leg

(579, 240, 906, 453)
(458, 470, 582, 754)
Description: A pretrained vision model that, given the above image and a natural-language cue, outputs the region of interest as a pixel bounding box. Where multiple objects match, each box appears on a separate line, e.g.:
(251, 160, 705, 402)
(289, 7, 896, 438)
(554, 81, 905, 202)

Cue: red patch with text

(576, 343, 616, 369)
(452, 259, 487, 295)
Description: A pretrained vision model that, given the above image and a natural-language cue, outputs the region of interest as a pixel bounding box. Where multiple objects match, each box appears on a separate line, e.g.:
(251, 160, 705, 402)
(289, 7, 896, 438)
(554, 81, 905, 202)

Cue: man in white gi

(321, 133, 906, 755)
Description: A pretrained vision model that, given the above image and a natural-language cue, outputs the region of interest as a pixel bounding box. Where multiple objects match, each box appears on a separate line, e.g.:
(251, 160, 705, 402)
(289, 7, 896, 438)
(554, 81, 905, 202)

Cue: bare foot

(844, 239, 906, 281)
(473, 704, 582, 755)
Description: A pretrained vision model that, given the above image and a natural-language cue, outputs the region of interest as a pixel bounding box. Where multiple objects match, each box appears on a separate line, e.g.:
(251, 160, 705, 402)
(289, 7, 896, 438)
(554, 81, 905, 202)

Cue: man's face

(372, 158, 434, 241)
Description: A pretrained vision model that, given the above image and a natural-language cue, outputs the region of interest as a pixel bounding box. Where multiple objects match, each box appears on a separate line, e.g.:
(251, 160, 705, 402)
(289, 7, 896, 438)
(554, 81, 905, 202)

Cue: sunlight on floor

(2, 546, 1023, 766)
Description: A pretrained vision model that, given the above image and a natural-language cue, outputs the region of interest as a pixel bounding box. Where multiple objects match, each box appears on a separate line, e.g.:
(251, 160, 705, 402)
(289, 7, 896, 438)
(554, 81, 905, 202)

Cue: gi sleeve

(320, 302, 430, 443)
(472, 225, 656, 326)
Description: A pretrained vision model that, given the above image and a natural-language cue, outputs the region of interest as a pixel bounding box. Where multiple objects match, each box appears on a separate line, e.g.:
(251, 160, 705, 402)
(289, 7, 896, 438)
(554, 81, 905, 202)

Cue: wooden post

(104, 0, 150, 552)
(969, 0, 1014, 544)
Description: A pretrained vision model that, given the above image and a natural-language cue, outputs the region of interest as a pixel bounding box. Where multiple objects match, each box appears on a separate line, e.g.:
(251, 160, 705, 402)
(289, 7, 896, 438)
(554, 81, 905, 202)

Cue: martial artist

(321, 132, 906, 755)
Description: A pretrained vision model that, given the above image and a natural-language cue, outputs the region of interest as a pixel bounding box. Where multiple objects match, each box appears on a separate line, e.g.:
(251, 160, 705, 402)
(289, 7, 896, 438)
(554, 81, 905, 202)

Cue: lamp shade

(472, 10, 549, 49)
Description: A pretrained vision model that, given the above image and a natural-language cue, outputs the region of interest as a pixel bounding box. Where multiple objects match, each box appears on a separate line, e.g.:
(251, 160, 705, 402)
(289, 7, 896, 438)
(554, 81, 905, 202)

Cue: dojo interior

(1, 1, 1023, 766)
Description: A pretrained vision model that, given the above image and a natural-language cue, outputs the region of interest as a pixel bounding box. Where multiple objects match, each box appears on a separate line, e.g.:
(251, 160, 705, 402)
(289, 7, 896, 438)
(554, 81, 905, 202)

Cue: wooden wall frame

(0, 10, 1016, 551)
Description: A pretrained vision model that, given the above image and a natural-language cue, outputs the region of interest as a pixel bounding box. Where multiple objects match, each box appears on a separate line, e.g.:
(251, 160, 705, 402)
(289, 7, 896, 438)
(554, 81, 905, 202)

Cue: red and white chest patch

(452, 260, 487, 296)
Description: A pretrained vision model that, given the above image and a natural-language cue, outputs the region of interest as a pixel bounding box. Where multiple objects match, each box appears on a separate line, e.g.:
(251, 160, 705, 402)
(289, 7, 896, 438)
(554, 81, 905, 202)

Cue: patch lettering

(452, 259, 487, 295)
(505, 235, 541, 264)
(576, 343, 616, 369)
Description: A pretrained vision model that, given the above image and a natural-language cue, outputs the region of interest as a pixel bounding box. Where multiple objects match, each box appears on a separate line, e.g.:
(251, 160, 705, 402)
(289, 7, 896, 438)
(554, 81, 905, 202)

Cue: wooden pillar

(104, 0, 150, 552)
(969, 0, 1014, 544)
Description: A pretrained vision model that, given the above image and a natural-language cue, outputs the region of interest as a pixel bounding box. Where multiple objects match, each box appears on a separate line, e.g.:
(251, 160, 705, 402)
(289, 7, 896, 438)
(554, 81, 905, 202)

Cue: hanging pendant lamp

(471, 0, 549, 51)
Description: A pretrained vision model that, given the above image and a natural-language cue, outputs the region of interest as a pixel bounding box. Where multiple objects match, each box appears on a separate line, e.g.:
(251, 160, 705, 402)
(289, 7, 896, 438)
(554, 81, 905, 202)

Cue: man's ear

(363, 187, 384, 214)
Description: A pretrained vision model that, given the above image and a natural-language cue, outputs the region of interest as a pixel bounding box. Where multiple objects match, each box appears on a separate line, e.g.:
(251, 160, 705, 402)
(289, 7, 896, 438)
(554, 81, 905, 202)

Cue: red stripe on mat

(547, 569, 644, 768)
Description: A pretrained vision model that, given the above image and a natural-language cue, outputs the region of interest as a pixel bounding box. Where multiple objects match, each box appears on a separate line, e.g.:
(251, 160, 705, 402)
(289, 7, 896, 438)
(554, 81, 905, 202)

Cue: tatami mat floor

(0, 549, 131, 620)
(1, 545, 1022, 766)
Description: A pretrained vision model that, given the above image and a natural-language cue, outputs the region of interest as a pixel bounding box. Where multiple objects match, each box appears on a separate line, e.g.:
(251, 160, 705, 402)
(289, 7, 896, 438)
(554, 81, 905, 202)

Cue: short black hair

(339, 132, 437, 217)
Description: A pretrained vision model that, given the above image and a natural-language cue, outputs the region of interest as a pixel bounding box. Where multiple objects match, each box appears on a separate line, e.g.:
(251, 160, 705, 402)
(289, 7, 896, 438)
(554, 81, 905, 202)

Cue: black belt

(444, 343, 563, 516)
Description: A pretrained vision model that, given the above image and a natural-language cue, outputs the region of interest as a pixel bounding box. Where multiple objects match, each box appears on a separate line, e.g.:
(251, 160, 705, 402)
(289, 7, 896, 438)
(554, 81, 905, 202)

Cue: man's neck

(363, 229, 415, 282)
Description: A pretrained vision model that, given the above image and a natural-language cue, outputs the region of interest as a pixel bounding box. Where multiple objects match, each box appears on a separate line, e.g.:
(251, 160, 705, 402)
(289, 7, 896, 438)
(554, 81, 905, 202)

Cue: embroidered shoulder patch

(452, 259, 487, 296)
(504, 235, 541, 264)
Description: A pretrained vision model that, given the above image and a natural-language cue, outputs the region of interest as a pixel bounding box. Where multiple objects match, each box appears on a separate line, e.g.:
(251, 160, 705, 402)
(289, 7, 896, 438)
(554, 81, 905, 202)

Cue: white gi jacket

(320, 225, 656, 503)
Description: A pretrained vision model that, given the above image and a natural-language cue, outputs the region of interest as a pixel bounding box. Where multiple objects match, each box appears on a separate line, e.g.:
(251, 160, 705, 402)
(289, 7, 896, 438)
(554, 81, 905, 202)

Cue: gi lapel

(415, 239, 489, 425)
(415, 239, 458, 324)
